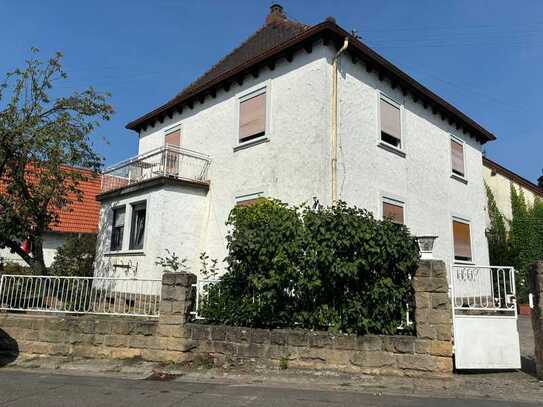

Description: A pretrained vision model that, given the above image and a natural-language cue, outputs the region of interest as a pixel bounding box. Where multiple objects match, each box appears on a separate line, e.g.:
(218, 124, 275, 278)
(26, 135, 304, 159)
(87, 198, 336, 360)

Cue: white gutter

(331, 37, 349, 204)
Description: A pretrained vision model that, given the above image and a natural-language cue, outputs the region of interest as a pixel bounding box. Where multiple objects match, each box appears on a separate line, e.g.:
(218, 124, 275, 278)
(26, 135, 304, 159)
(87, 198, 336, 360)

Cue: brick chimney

(266, 4, 287, 25)
(538, 174, 543, 190)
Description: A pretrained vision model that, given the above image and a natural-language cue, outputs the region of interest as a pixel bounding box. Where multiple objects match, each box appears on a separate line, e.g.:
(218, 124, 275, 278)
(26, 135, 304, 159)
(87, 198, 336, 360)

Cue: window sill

(104, 250, 145, 257)
(377, 141, 406, 158)
(451, 174, 468, 184)
(453, 260, 475, 266)
(233, 137, 269, 152)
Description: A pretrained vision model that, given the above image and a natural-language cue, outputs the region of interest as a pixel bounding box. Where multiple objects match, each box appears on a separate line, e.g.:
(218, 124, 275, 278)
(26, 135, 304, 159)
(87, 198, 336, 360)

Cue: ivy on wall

(486, 184, 543, 302)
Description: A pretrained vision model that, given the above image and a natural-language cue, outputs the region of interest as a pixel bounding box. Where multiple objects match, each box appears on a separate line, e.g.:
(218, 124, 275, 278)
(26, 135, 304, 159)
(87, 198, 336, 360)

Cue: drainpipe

(331, 37, 349, 204)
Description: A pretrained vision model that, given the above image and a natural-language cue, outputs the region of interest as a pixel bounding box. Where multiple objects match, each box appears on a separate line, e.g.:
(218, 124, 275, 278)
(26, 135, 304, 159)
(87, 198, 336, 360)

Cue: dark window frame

(110, 206, 126, 252)
(129, 202, 147, 251)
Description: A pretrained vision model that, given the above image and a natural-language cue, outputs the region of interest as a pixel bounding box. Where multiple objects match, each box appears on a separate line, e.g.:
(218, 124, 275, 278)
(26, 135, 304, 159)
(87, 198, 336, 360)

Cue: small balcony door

(164, 128, 181, 177)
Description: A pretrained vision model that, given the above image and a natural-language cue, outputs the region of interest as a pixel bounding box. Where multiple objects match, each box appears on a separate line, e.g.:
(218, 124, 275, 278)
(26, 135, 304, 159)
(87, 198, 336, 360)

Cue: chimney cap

(266, 3, 287, 25)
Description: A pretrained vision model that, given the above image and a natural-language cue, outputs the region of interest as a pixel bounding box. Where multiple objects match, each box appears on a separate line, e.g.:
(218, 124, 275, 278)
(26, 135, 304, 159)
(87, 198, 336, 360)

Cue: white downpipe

(331, 37, 349, 204)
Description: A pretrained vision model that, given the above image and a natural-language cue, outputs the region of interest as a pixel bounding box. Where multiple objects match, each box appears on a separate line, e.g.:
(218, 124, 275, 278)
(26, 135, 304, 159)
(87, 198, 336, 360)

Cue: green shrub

(49, 234, 97, 277)
(0, 260, 32, 275)
(155, 249, 189, 273)
(200, 199, 419, 335)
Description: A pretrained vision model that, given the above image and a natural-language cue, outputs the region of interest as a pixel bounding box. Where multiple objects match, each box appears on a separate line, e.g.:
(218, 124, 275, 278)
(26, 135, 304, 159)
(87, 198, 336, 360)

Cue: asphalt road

(0, 370, 538, 407)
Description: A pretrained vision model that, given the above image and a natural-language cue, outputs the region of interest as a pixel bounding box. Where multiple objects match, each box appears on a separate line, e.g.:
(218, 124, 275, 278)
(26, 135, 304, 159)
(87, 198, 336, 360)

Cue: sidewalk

(3, 353, 542, 404)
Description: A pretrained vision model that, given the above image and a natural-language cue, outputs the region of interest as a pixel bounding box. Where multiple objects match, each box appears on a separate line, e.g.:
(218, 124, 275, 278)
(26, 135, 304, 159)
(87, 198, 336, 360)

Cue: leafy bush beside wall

(200, 199, 419, 335)
(49, 234, 97, 277)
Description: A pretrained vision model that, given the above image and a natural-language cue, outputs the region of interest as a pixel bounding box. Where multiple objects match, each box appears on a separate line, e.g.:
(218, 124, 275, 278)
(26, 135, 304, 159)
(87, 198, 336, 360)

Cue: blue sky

(2, 1, 542, 182)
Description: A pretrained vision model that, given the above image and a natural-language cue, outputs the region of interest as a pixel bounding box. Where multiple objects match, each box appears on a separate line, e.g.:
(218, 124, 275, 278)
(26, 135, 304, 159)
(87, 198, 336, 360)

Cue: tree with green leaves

(0, 49, 113, 275)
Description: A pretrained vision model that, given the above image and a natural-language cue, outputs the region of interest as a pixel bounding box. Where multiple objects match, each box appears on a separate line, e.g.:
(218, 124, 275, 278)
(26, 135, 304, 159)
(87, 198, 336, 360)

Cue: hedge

(200, 199, 419, 335)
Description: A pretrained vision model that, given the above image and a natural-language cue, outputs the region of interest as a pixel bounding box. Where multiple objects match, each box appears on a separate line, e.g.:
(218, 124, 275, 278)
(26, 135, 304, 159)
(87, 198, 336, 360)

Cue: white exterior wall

(135, 44, 332, 273)
(0, 232, 68, 268)
(483, 165, 539, 221)
(94, 183, 208, 280)
(337, 57, 489, 268)
(97, 41, 491, 279)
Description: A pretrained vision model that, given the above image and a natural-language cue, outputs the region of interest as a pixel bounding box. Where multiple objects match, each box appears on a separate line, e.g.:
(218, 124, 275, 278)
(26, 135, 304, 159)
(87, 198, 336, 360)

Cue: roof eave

(126, 21, 496, 144)
(483, 157, 543, 197)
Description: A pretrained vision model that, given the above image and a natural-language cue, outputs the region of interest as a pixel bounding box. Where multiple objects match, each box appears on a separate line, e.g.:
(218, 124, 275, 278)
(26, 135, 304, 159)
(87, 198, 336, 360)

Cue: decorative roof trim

(126, 21, 496, 144)
(483, 157, 543, 197)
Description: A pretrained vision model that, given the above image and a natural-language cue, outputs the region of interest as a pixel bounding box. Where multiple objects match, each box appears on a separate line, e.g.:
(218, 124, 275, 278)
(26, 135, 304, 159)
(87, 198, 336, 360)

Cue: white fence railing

(451, 265, 517, 314)
(101, 145, 211, 193)
(190, 278, 220, 320)
(0, 275, 161, 317)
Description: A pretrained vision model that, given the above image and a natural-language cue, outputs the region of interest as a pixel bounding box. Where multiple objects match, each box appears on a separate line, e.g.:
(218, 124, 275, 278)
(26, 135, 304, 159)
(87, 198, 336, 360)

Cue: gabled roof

(0, 167, 101, 234)
(50, 169, 101, 234)
(483, 157, 543, 198)
(177, 6, 308, 100)
(127, 5, 496, 144)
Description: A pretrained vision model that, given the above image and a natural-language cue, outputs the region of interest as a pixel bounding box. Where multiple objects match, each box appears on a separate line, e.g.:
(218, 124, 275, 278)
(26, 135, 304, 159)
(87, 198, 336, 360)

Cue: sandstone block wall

(0, 260, 453, 375)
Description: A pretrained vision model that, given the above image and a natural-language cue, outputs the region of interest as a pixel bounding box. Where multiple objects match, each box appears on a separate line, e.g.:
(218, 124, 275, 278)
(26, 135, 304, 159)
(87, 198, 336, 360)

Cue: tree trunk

(4, 238, 48, 275)
(30, 236, 48, 275)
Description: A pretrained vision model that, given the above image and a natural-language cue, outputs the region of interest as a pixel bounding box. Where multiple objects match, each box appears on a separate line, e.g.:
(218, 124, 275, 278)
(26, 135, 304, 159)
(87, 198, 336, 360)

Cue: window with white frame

(239, 89, 266, 143)
(452, 218, 472, 262)
(380, 95, 402, 149)
(129, 202, 147, 250)
(164, 126, 181, 147)
(450, 137, 465, 178)
(235, 192, 264, 207)
(382, 197, 405, 224)
(110, 206, 125, 251)
(164, 126, 181, 176)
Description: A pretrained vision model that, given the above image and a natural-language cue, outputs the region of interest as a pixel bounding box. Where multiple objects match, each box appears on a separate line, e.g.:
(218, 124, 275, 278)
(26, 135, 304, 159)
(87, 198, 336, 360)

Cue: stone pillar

(528, 261, 543, 379)
(413, 260, 453, 343)
(158, 272, 197, 335)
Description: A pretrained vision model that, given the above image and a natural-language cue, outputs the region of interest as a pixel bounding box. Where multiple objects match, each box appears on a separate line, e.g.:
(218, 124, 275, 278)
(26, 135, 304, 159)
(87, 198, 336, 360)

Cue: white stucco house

(94, 5, 496, 281)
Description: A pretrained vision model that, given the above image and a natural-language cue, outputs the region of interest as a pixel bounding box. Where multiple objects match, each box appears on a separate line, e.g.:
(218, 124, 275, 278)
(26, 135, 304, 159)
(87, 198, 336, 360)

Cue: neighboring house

(0, 169, 101, 267)
(483, 156, 543, 221)
(95, 5, 496, 280)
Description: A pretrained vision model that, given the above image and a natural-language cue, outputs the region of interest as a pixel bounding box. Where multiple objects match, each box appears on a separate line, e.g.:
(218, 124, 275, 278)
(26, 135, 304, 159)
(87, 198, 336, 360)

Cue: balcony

(101, 145, 211, 194)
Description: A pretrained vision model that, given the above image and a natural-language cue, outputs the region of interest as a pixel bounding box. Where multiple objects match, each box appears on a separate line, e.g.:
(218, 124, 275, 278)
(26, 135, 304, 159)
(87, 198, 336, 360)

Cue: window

(453, 219, 472, 262)
(129, 202, 146, 250)
(110, 207, 125, 251)
(235, 192, 263, 207)
(239, 91, 266, 143)
(236, 198, 260, 207)
(380, 96, 401, 149)
(164, 128, 181, 146)
(451, 138, 465, 178)
(382, 198, 405, 224)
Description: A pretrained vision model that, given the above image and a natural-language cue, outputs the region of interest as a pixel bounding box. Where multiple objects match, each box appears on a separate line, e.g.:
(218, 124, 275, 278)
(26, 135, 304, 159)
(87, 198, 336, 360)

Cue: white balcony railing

(101, 145, 211, 193)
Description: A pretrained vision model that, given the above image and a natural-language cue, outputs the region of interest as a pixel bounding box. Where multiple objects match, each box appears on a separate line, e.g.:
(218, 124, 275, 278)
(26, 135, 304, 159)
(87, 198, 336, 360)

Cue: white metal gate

(451, 265, 521, 370)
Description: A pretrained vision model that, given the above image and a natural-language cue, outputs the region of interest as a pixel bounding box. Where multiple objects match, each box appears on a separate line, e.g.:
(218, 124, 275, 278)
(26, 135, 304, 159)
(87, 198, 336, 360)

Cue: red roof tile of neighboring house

(0, 167, 101, 234)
